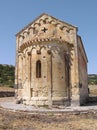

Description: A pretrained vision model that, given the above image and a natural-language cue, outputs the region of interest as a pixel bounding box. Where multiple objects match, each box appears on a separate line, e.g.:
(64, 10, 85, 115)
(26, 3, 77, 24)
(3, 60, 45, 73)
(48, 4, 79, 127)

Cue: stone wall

(16, 43, 72, 106)
(78, 37, 88, 105)
(15, 13, 88, 107)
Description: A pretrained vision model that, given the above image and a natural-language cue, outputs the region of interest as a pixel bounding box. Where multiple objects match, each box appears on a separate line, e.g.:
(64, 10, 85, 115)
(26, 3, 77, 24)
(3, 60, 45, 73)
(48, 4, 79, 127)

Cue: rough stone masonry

(15, 13, 88, 107)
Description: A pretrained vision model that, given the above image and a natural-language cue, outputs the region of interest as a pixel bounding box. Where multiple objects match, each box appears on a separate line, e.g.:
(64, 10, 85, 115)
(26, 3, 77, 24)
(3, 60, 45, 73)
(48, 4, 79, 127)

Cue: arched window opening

(36, 60, 41, 78)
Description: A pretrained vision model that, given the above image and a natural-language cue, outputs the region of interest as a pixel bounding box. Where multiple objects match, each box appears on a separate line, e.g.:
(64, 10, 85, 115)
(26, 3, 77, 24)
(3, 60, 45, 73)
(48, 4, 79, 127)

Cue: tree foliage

(0, 64, 15, 87)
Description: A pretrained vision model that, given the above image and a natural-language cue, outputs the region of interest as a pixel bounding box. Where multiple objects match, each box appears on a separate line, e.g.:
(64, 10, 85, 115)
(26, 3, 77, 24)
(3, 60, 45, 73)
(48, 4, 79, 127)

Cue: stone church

(15, 13, 88, 107)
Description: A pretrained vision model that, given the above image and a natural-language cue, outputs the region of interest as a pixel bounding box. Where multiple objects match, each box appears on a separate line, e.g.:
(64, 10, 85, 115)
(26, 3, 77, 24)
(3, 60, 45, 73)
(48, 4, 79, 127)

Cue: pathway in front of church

(0, 97, 97, 113)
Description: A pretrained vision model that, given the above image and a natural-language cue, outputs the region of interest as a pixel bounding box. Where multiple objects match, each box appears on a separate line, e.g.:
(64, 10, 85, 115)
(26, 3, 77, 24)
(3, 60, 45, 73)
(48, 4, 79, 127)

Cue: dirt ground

(0, 107, 97, 130)
(0, 86, 14, 92)
(0, 86, 97, 130)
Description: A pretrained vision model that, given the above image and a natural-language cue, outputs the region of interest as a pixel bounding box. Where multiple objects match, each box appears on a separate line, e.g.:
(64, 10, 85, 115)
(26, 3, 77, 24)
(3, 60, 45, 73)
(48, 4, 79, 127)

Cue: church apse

(15, 13, 88, 107)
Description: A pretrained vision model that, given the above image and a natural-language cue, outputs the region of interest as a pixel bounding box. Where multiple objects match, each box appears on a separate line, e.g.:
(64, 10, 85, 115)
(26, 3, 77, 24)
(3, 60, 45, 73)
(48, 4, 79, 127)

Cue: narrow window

(36, 60, 41, 78)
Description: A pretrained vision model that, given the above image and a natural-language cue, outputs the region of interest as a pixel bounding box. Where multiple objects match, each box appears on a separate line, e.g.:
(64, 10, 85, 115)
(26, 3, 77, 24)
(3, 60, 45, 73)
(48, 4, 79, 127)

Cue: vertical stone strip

(48, 50, 52, 108)
(15, 38, 19, 98)
(28, 52, 31, 99)
(65, 51, 71, 105)
(71, 29, 80, 106)
(17, 54, 23, 98)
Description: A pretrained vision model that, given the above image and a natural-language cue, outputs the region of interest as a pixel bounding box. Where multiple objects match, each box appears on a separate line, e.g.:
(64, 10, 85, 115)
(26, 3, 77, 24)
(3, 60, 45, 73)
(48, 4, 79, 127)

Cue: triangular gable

(16, 13, 77, 36)
(16, 13, 78, 48)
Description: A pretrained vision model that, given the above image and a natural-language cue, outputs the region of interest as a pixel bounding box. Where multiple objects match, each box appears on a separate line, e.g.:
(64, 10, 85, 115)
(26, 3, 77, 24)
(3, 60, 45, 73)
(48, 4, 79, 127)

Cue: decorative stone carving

(15, 13, 88, 107)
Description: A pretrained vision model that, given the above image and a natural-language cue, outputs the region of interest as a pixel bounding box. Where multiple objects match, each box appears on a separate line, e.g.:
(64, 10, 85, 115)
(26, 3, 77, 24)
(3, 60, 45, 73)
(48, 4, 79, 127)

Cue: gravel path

(1, 97, 97, 113)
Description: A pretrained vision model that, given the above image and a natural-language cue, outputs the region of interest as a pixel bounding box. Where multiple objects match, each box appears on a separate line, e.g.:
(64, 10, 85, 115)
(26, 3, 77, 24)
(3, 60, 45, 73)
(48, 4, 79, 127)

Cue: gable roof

(16, 13, 78, 36)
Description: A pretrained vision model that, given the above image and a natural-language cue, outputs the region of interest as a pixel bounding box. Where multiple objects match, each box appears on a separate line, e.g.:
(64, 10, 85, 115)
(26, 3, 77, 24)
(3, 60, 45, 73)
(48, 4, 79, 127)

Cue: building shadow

(0, 91, 15, 97)
(84, 96, 97, 106)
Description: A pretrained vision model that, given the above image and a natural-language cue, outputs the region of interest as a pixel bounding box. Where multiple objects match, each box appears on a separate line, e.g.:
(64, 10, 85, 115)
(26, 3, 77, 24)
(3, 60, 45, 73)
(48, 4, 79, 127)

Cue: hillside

(0, 64, 15, 87)
(88, 74, 97, 85)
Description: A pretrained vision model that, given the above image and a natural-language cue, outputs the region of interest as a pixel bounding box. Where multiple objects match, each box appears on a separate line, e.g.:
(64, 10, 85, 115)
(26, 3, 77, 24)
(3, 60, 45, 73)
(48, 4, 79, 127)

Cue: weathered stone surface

(15, 13, 88, 107)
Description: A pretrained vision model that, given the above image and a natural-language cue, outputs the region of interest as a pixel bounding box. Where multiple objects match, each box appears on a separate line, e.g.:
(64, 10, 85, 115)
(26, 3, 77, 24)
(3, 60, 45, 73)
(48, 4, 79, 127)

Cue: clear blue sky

(0, 0, 97, 74)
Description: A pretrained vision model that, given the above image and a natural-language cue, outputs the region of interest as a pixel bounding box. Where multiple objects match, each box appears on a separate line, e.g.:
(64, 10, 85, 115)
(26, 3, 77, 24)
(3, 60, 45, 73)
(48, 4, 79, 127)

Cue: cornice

(19, 37, 73, 52)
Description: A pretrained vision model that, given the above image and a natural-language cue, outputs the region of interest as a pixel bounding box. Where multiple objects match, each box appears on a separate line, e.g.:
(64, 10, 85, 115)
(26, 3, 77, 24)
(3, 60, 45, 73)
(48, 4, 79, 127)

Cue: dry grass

(89, 85, 97, 96)
(0, 86, 14, 92)
(0, 86, 97, 130)
(0, 108, 97, 130)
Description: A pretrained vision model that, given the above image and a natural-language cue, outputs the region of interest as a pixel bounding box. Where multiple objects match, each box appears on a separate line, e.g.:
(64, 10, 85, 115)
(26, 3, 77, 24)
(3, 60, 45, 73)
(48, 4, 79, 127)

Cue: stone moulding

(19, 37, 73, 52)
